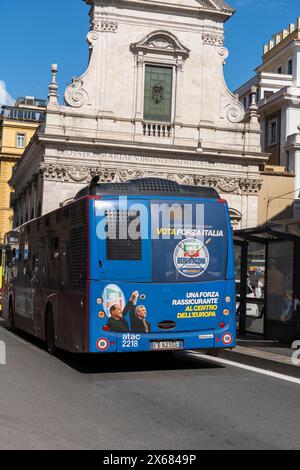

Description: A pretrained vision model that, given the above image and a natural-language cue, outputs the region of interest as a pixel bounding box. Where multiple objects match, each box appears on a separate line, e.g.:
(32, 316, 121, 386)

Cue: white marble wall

(11, 0, 265, 230)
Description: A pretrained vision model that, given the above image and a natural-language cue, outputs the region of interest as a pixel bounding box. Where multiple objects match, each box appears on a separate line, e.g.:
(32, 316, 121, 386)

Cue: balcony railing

(143, 122, 172, 138)
(1, 107, 45, 123)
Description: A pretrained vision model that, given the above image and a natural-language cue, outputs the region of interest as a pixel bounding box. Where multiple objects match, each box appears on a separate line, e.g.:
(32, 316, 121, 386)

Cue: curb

(209, 345, 300, 379)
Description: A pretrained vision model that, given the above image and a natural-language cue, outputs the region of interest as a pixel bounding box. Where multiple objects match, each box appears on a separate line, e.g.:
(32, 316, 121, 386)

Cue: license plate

(151, 340, 183, 351)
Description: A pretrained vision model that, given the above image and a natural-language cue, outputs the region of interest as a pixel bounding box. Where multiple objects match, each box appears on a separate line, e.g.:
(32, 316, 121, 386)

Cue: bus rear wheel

(45, 308, 57, 356)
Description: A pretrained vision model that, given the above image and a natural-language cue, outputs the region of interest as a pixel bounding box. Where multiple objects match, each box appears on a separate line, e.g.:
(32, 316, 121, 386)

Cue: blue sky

(0, 0, 299, 104)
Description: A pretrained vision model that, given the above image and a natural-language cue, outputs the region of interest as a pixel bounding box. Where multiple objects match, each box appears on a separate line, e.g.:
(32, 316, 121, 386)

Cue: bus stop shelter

(234, 220, 300, 343)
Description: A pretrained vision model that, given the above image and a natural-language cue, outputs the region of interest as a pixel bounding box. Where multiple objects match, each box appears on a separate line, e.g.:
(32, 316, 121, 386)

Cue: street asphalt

(0, 324, 299, 450)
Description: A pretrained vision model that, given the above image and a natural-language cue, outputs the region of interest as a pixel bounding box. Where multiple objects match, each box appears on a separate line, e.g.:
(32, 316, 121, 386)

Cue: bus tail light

(219, 322, 225, 329)
(103, 325, 110, 331)
(223, 309, 230, 316)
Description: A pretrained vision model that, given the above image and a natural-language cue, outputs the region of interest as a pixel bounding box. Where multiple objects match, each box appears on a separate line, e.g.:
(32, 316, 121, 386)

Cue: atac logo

(173, 238, 209, 278)
(103, 284, 126, 317)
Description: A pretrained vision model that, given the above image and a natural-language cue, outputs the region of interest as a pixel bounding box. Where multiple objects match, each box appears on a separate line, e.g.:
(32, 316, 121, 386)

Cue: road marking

(0, 327, 29, 345)
(237, 339, 276, 343)
(0, 326, 45, 354)
(1, 324, 299, 383)
(188, 351, 300, 385)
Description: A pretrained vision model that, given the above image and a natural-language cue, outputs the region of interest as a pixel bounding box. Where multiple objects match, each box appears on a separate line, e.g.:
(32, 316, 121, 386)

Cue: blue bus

(1, 178, 235, 355)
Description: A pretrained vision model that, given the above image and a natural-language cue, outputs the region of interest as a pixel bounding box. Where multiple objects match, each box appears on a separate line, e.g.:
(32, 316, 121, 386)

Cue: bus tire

(8, 300, 15, 331)
(45, 307, 57, 356)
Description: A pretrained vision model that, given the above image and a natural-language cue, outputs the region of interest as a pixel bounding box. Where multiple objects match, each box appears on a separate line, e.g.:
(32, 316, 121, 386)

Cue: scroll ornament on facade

(225, 102, 246, 123)
(64, 78, 89, 108)
(87, 31, 100, 44)
(213, 46, 246, 124)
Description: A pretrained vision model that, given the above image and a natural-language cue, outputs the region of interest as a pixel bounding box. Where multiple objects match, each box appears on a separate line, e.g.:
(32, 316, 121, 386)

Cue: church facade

(10, 0, 268, 229)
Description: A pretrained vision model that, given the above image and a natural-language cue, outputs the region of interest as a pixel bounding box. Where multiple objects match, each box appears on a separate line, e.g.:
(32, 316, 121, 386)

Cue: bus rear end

(88, 186, 235, 354)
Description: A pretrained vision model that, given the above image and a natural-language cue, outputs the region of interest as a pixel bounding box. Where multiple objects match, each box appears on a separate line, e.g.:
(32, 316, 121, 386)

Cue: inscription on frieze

(56, 150, 244, 171)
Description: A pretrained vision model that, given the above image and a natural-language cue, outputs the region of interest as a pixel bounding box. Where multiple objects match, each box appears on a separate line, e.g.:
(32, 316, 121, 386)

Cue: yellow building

(0, 97, 46, 242)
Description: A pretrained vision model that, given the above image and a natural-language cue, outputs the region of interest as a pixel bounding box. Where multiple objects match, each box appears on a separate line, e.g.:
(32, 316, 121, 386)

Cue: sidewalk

(210, 334, 300, 379)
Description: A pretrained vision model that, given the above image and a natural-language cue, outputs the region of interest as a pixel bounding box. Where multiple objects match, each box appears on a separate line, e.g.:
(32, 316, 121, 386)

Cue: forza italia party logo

(173, 238, 209, 278)
(102, 284, 126, 317)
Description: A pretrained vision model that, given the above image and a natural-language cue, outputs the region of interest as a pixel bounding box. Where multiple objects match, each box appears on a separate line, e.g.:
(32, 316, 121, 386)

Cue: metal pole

(264, 241, 269, 339)
(239, 241, 249, 337)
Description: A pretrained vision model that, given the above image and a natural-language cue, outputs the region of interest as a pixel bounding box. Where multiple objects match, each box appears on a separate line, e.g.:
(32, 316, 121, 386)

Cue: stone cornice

(85, 0, 234, 21)
(45, 107, 261, 136)
(0, 153, 21, 162)
(38, 133, 268, 163)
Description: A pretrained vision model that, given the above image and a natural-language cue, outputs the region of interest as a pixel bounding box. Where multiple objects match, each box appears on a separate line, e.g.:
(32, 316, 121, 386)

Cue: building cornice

(262, 16, 300, 62)
(256, 40, 300, 73)
(37, 133, 267, 163)
(0, 120, 41, 130)
(286, 133, 300, 151)
(84, 0, 234, 21)
(9, 130, 268, 194)
(0, 153, 20, 162)
(45, 107, 250, 133)
(258, 87, 300, 115)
